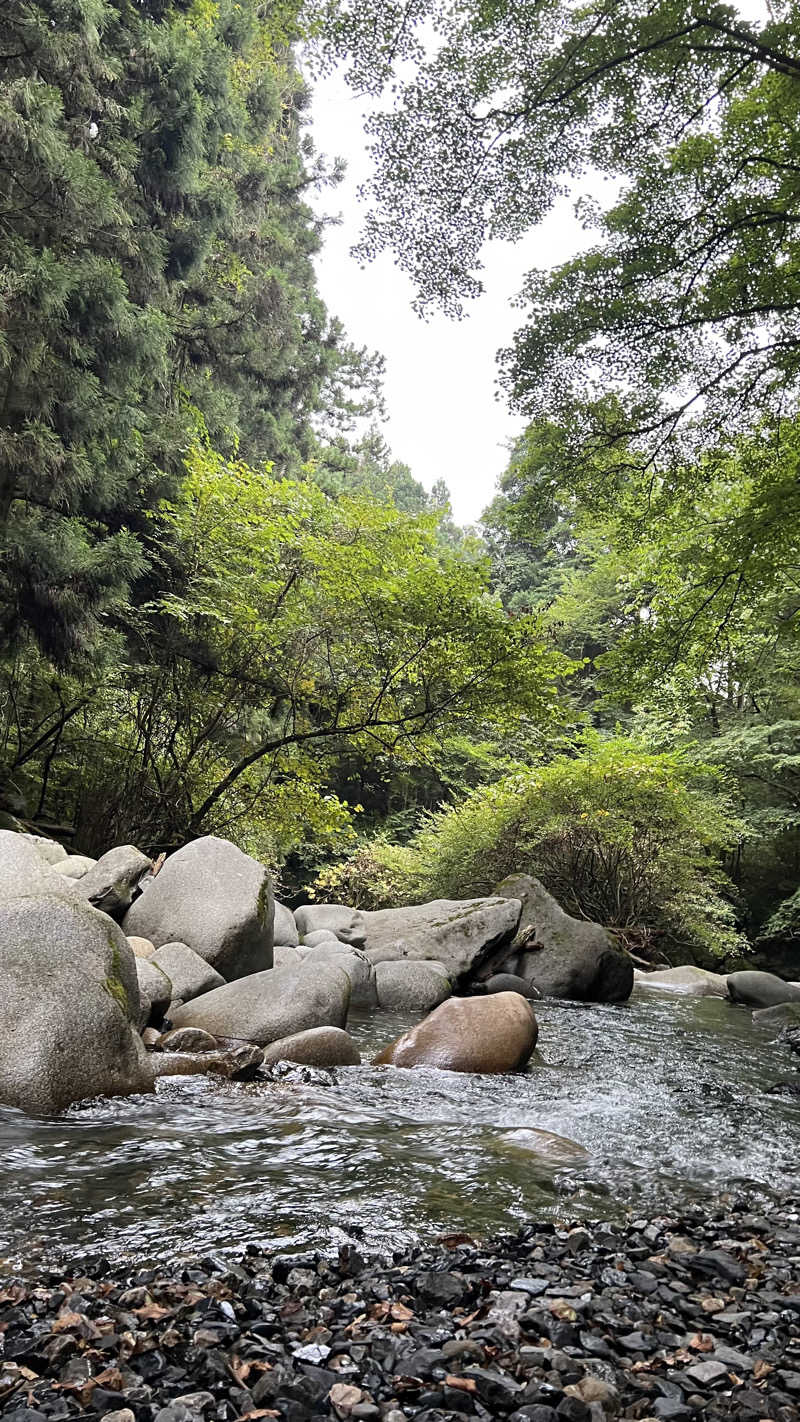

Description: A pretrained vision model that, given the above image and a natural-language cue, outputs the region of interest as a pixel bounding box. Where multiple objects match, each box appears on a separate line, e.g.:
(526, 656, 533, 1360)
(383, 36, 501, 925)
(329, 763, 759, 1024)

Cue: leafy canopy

(312, 0, 800, 455)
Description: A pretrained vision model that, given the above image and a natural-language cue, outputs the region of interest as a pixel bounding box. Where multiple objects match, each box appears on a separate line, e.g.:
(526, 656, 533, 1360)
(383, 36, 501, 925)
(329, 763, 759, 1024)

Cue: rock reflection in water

(1, 991, 799, 1269)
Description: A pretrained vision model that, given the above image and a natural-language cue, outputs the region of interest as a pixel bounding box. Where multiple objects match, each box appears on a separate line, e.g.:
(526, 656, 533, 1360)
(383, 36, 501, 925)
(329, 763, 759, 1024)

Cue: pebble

(2, 1197, 800, 1422)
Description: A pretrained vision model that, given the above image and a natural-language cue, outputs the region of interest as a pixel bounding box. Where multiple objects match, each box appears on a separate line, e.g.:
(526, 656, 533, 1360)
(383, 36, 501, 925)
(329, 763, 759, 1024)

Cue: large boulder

(374, 959, 452, 1013)
(273, 944, 303, 970)
(374, 992, 538, 1073)
(634, 965, 729, 997)
(260, 1026, 361, 1068)
(0, 892, 153, 1115)
(77, 844, 153, 919)
(123, 836, 274, 981)
(294, 904, 366, 947)
(150, 941, 225, 1004)
(495, 875, 633, 1003)
(0, 831, 89, 909)
(360, 898, 522, 984)
(727, 970, 800, 1008)
(168, 959, 351, 1045)
(274, 901, 299, 947)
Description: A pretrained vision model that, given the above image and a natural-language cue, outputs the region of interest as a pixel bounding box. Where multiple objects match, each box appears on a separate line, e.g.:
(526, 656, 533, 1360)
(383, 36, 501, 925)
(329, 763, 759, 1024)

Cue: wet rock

(260, 1025, 361, 1067)
(0, 892, 153, 1114)
(123, 836, 274, 981)
(633, 965, 729, 997)
(727, 970, 800, 1008)
(266, 1059, 337, 1084)
(150, 941, 225, 1003)
(77, 844, 153, 919)
(158, 1027, 219, 1052)
(3, 1196, 800, 1422)
(752, 1002, 800, 1030)
(151, 1044, 264, 1079)
(495, 875, 633, 1003)
(361, 897, 521, 983)
(374, 991, 538, 1072)
(168, 957, 351, 1044)
(374, 959, 452, 1012)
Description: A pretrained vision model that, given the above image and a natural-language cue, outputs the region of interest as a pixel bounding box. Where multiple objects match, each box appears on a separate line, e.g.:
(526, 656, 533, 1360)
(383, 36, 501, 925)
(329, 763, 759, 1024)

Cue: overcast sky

(309, 72, 599, 525)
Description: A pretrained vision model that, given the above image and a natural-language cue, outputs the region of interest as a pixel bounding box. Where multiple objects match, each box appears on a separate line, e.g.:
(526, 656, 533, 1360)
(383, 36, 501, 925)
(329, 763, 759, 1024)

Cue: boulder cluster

(0, 830, 636, 1118)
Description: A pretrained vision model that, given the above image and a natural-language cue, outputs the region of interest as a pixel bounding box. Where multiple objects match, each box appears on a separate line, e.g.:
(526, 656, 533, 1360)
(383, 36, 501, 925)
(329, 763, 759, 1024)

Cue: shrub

(316, 738, 747, 959)
(312, 838, 423, 909)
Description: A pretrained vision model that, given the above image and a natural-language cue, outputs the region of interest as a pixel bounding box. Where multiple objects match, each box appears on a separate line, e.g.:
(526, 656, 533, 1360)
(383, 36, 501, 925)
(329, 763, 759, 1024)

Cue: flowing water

(1, 990, 798, 1270)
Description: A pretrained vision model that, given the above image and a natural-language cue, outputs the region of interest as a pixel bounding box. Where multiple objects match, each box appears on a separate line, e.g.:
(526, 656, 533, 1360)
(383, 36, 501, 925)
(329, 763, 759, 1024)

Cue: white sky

(309, 72, 599, 525)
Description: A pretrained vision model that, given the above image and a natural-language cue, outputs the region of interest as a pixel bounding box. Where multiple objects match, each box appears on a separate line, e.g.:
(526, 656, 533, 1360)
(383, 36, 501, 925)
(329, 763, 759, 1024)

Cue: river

(1, 990, 798, 1270)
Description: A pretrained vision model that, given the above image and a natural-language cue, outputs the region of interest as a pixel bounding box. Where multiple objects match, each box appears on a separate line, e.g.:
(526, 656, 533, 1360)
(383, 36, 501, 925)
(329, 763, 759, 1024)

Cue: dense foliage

(316, 738, 746, 960)
(2, 0, 799, 964)
(1, 435, 564, 864)
(0, 0, 376, 662)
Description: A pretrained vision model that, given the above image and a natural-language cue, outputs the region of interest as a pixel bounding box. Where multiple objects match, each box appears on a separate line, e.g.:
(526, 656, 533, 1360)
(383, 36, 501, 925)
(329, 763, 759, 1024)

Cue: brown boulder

(373, 991, 537, 1073)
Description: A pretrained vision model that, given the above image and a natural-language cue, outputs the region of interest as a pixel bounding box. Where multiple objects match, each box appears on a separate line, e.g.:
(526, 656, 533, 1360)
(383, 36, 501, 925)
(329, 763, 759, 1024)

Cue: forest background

(2, 0, 799, 972)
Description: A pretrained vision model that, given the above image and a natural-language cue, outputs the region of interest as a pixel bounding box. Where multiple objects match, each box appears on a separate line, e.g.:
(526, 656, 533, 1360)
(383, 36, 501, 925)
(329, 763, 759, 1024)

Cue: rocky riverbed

(3, 993, 800, 1274)
(2, 1197, 800, 1422)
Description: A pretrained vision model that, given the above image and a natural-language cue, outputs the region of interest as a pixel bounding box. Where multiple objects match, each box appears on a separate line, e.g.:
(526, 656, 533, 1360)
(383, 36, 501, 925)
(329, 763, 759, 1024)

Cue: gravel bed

(2, 1199, 800, 1422)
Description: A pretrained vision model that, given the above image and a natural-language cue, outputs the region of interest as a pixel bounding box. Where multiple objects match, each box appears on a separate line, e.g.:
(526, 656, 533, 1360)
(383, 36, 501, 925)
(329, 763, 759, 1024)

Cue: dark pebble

(2, 1197, 800, 1422)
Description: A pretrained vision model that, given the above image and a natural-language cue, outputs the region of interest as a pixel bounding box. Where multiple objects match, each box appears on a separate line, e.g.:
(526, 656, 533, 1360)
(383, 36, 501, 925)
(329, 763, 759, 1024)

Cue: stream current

(1, 990, 798, 1269)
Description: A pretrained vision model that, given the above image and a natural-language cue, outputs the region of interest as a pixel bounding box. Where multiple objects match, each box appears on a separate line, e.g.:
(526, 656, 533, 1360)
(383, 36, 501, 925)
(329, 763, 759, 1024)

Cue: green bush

(312, 838, 423, 909)
(317, 738, 747, 959)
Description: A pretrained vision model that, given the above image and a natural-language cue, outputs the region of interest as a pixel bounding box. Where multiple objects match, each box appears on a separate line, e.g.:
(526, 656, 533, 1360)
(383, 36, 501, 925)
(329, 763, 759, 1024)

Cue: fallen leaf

(445, 1375, 477, 1393)
(133, 1303, 172, 1321)
(689, 1334, 715, 1352)
(390, 1302, 414, 1321)
(52, 1312, 83, 1333)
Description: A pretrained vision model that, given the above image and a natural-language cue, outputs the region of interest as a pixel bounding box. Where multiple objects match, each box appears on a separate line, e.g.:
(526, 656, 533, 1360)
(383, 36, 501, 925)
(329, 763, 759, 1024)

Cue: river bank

(3, 1198, 799, 1422)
